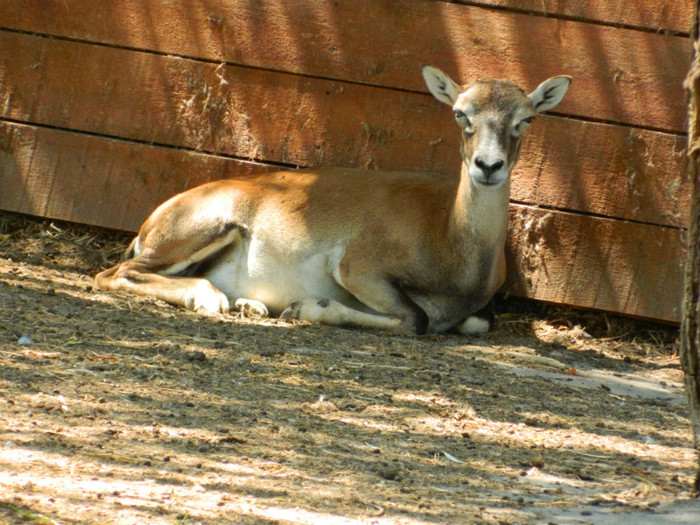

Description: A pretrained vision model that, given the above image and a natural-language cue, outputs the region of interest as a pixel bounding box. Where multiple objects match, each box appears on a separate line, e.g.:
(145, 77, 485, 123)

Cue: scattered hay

(0, 210, 693, 525)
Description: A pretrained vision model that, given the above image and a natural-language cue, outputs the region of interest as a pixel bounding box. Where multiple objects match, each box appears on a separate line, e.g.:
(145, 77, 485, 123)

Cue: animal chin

(471, 172, 505, 188)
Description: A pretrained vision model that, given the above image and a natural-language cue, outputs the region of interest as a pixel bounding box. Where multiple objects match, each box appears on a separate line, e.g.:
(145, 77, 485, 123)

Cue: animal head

(422, 65, 571, 188)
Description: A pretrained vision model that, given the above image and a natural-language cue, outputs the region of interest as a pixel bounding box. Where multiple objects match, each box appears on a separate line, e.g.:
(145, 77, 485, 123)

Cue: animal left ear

(528, 76, 572, 113)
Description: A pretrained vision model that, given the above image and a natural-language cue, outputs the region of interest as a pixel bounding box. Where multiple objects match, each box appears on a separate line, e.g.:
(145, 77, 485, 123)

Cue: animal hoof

(281, 298, 334, 323)
(280, 301, 302, 320)
(187, 283, 230, 314)
(455, 314, 492, 334)
(234, 298, 269, 318)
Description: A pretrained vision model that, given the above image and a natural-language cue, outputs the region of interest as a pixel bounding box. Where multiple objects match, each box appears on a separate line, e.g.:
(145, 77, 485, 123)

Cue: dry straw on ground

(0, 211, 695, 524)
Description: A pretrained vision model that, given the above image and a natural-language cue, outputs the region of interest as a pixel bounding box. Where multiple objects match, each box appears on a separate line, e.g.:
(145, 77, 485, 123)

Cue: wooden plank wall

(0, 0, 692, 322)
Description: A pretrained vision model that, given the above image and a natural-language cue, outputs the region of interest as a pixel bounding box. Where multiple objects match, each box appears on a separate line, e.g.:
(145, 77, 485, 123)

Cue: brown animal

(96, 66, 571, 334)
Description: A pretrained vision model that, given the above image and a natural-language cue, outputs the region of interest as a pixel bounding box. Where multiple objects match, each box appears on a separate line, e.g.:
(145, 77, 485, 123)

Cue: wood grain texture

(0, 31, 456, 173)
(451, 0, 692, 34)
(512, 117, 689, 228)
(506, 205, 685, 323)
(0, 0, 690, 130)
(0, 120, 685, 321)
(0, 31, 688, 227)
(0, 121, 274, 231)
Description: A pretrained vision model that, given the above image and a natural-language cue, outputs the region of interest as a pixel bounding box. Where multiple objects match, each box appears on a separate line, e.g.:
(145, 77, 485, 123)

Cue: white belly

(203, 236, 356, 315)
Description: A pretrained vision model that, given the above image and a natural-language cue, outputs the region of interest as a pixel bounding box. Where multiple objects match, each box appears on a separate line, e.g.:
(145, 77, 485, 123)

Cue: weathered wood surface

(0, 121, 274, 230)
(451, 0, 693, 34)
(513, 118, 688, 229)
(0, 31, 689, 228)
(506, 206, 684, 323)
(0, 0, 689, 131)
(0, 0, 691, 322)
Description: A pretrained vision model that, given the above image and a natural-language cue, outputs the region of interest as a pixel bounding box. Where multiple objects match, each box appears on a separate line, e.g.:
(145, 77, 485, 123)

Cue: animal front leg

(281, 299, 404, 332)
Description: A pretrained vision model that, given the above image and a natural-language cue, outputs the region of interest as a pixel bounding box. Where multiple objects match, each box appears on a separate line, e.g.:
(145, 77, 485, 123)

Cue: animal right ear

(422, 65, 462, 106)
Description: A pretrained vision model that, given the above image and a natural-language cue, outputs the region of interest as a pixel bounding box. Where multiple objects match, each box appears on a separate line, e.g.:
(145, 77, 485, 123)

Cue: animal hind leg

(96, 257, 232, 314)
(95, 198, 242, 314)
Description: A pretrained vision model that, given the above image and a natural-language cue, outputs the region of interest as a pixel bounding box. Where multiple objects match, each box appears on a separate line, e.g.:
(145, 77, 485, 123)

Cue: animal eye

(518, 117, 534, 128)
(514, 116, 534, 134)
(453, 110, 471, 128)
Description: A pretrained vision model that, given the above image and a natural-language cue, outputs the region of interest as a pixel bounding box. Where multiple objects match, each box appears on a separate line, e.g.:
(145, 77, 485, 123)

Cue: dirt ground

(0, 210, 697, 524)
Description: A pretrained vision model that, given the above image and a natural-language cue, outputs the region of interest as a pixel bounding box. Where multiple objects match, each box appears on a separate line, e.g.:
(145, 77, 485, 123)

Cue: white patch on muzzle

(469, 132, 508, 187)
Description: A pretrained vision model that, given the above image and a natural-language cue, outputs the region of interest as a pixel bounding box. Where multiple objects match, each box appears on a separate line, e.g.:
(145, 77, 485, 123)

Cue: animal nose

(474, 158, 505, 176)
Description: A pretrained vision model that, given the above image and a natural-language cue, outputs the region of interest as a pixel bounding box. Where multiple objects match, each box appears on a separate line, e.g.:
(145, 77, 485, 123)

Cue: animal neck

(450, 161, 511, 252)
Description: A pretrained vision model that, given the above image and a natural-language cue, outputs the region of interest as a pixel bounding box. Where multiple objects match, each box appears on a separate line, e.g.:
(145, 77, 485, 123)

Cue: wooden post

(681, 0, 700, 493)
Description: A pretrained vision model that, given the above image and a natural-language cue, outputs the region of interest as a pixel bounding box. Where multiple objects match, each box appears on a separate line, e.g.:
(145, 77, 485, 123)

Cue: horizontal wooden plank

(0, 121, 274, 231)
(0, 0, 690, 131)
(0, 31, 458, 172)
(0, 31, 688, 227)
(512, 117, 689, 228)
(451, 0, 692, 34)
(505, 205, 684, 323)
(0, 121, 685, 322)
